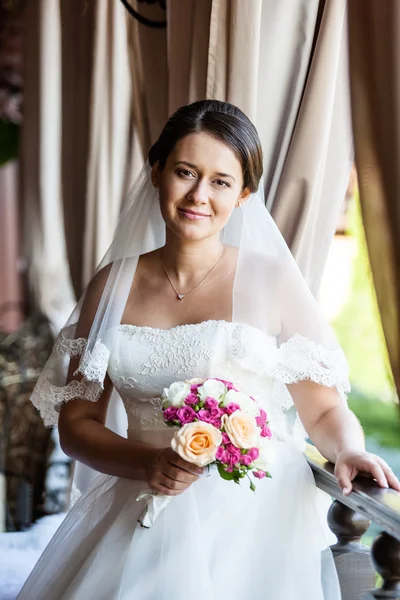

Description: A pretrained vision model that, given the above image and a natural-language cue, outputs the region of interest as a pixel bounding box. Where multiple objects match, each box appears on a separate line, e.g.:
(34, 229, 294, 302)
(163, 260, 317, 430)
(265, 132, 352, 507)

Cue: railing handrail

(305, 443, 400, 542)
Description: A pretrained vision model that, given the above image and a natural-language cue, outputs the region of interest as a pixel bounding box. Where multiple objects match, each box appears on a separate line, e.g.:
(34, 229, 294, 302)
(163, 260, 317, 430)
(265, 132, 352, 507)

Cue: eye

(213, 179, 230, 188)
(177, 169, 195, 179)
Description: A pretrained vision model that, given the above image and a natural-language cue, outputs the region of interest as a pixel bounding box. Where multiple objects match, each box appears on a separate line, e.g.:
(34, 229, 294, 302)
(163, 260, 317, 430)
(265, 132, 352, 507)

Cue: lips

(178, 208, 211, 220)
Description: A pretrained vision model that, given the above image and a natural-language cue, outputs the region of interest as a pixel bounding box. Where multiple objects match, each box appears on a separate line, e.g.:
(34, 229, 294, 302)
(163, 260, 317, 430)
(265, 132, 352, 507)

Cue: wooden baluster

(327, 500, 375, 600)
(364, 532, 400, 599)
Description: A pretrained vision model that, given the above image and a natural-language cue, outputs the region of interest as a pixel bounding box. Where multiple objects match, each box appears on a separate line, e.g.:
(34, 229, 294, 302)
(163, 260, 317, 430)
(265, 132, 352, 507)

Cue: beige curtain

(21, 0, 75, 332)
(21, 0, 141, 324)
(126, 0, 352, 293)
(0, 161, 22, 333)
(269, 0, 353, 294)
(348, 1, 400, 394)
(82, 0, 138, 285)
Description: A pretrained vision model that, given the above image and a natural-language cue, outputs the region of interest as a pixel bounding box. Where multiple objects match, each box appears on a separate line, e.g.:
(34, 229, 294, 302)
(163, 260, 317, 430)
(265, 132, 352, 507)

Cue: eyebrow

(174, 161, 237, 182)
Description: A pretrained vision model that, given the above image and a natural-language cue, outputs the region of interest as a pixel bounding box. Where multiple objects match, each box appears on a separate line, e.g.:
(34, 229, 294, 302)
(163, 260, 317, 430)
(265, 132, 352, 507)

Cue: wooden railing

(306, 444, 400, 600)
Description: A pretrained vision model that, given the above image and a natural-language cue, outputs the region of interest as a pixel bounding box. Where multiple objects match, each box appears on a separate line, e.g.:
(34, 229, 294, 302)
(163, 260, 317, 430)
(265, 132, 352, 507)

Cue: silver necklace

(162, 246, 225, 301)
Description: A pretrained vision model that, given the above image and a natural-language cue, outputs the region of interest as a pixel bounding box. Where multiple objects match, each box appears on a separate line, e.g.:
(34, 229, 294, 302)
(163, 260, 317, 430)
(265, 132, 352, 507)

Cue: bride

(18, 100, 399, 600)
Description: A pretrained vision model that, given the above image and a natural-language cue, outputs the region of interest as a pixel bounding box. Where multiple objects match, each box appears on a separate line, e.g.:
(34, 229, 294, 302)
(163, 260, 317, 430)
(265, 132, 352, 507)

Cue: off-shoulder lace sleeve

(270, 333, 350, 402)
(31, 325, 108, 427)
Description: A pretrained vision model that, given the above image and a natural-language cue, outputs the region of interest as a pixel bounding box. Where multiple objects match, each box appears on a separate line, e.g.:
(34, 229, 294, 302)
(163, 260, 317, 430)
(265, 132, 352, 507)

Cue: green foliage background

(332, 194, 400, 448)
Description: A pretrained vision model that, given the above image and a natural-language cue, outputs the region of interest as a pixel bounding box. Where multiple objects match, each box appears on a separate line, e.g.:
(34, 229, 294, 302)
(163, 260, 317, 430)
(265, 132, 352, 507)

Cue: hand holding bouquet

(137, 378, 275, 528)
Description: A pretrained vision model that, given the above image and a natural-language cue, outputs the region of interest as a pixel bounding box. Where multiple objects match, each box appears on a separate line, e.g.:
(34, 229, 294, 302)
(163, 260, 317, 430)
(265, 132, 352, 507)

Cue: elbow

(58, 411, 84, 460)
(58, 419, 76, 459)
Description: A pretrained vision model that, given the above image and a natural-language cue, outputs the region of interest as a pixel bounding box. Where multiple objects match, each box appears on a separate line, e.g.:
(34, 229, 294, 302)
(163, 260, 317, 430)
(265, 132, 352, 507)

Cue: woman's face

(153, 132, 251, 243)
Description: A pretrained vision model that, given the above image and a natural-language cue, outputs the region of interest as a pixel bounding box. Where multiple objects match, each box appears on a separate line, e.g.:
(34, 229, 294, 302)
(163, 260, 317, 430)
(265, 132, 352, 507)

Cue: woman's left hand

(334, 450, 400, 496)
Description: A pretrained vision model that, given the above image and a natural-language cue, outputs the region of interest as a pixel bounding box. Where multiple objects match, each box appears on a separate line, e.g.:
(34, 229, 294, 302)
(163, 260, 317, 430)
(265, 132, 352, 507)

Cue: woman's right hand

(147, 448, 204, 496)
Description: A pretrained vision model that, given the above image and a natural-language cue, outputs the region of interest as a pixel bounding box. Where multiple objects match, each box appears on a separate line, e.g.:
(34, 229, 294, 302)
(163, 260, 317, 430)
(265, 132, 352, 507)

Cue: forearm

(308, 404, 365, 464)
(59, 417, 157, 481)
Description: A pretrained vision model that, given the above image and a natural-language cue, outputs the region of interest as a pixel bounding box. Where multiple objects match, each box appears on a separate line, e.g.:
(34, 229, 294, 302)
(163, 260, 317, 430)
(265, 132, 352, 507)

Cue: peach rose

(171, 421, 222, 467)
(222, 412, 260, 449)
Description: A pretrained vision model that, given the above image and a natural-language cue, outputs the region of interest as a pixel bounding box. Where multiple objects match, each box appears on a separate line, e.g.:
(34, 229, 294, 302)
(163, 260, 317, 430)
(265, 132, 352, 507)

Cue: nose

(187, 179, 208, 205)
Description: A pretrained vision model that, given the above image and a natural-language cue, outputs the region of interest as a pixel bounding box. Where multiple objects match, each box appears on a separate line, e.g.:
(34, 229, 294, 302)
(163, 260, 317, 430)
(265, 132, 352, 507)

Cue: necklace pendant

(177, 294, 185, 300)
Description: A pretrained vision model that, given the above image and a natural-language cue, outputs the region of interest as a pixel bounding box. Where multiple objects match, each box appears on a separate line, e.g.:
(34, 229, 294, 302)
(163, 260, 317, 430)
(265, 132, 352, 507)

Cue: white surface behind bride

(18, 100, 400, 599)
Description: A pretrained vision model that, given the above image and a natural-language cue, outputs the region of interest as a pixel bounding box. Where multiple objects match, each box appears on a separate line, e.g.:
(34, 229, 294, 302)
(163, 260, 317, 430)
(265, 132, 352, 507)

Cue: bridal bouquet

(137, 378, 275, 528)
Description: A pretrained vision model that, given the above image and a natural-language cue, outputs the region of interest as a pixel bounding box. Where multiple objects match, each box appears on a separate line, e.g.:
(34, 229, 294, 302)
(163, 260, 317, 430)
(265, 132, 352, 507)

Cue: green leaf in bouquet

(217, 463, 235, 481)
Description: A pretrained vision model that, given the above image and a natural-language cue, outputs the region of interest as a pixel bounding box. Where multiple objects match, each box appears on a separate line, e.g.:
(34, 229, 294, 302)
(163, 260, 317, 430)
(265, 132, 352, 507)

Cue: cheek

(212, 196, 236, 221)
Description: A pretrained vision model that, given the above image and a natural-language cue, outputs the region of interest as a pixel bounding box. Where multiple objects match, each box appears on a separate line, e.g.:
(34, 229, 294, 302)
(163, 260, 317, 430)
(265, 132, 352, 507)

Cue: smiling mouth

(178, 208, 211, 220)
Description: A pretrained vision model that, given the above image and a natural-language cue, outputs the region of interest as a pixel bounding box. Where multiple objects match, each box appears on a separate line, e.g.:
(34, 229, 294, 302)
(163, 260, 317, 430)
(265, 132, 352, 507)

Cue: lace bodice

(107, 321, 276, 435)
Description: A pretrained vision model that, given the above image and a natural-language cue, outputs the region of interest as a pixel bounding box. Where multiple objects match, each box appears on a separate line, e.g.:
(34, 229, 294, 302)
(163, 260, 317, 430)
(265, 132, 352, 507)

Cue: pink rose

(190, 383, 202, 393)
(247, 447, 260, 461)
(225, 402, 241, 415)
(210, 418, 222, 429)
(205, 397, 219, 411)
(216, 446, 229, 463)
(253, 470, 266, 479)
(222, 433, 230, 445)
(198, 409, 212, 423)
(261, 424, 272, 438)
(177, 406, 197, 425)
(185, 393, 199, 405)
(240, 454, 253, 466)
(215, 378, 238, 391)
(256, 409, 267, 427)
(163, 406, 178, 422)
(226, 444, 242, 466)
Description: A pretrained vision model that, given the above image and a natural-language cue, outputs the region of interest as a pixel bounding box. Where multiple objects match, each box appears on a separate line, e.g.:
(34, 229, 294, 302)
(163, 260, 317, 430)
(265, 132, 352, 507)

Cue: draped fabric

(348, 1, 400, 394)
(21, 0, 141, 328)
(268, 0, 353, 294)
(0, 161, 22, 333)
(21, 0, 75, 332)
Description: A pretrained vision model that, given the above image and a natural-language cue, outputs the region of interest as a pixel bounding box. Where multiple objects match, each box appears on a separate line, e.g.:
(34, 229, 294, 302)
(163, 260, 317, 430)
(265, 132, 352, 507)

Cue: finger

(149, 473, 186, 495)
(161, 473, 189, 491)
(361, 461, 388, 489)
(150, 482, 182, 497)
(163, 465, 199, 484)
(334, 463, 353, 496)
(374, 458, 400, 491)
(167, 452, 203, 475)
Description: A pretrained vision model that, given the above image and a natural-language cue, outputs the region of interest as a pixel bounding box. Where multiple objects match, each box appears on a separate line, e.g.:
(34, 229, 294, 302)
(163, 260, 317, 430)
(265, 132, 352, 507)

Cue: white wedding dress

(18, 320, 345, 600)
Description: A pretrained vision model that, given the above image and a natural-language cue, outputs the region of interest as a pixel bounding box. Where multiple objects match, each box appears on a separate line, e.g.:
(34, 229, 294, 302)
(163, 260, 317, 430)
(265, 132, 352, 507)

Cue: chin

(169, 221, 220, 243)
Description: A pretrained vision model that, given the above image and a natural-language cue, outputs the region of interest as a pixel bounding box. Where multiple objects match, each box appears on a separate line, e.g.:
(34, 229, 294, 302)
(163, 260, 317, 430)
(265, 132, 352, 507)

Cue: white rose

(253, 438, 277, 471)
(197, 379, 227, 402)
(171, 421, 222, 467)
(223, 389, 259, 417)
(222, 412, 260, 449)
(162, 381, 191, 407)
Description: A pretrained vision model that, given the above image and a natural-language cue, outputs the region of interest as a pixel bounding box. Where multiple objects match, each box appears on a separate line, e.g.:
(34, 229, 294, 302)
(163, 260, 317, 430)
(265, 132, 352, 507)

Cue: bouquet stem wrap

(137, 492, 172, 528)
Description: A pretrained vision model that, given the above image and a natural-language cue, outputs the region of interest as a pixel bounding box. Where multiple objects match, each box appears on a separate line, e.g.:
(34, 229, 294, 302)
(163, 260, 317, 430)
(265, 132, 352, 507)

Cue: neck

(161, 233, 224, 286)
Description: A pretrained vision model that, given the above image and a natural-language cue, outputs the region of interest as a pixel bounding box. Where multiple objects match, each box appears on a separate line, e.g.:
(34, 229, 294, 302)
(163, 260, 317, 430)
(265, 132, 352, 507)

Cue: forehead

(169, 132, 243, 179)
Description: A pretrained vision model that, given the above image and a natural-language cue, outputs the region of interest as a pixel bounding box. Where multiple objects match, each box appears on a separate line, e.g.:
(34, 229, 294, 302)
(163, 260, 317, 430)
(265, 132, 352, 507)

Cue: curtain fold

(21, 0, 75, 331)
(0, 161, 22, 333)
(268, 0, 353, 294)
(59, 0, 96, 297)
(82, 0, 134, 286)
(348, 1, 400, 394)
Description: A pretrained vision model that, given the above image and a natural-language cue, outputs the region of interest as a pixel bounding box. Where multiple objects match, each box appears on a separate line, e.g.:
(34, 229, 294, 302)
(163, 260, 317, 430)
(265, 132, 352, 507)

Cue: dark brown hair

(148, 100, 263, 193)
